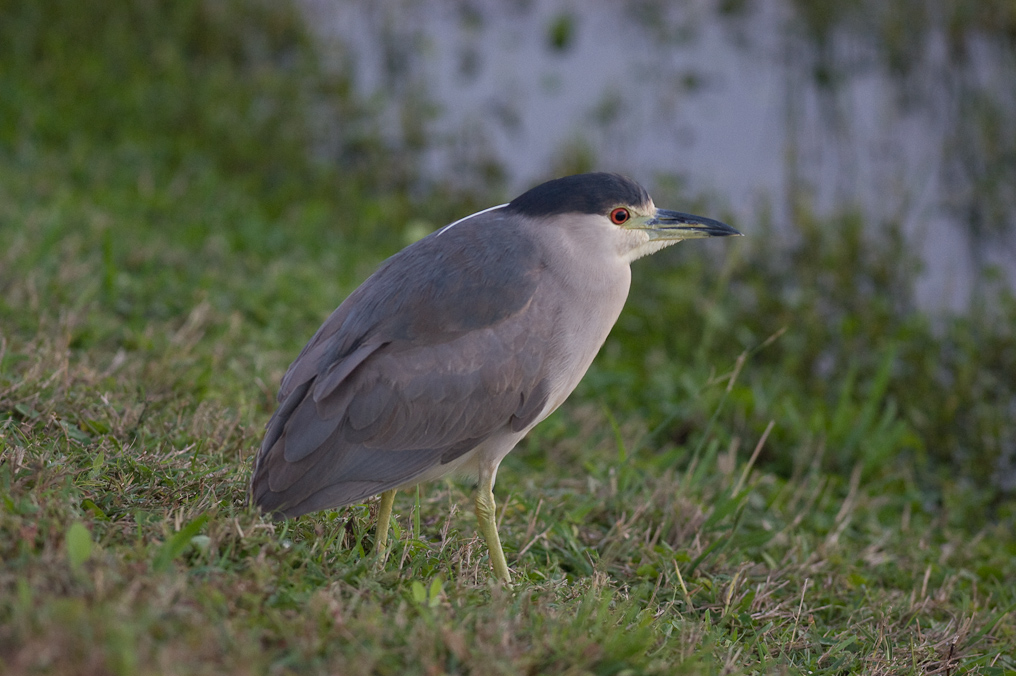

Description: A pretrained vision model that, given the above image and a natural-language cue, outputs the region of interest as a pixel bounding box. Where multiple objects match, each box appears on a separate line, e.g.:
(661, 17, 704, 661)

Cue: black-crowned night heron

(251, 173, 740, 582)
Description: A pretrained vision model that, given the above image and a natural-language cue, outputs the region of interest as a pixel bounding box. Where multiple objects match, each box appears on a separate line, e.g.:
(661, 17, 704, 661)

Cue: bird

(251, 172, 741, 582)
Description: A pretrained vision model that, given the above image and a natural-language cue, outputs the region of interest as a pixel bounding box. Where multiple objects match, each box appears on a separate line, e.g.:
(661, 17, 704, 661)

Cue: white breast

(529, 213, 634, 420)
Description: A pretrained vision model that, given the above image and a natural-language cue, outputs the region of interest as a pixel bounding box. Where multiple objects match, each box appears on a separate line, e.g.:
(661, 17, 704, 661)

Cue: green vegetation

(1, 1, 1014, 673)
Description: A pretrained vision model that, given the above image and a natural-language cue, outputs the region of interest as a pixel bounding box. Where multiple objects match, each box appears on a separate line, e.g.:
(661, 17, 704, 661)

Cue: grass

(1, 0, 1015, 674)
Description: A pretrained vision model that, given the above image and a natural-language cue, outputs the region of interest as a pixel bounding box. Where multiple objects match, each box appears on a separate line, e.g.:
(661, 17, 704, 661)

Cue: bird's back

(252, 210, 585, 516)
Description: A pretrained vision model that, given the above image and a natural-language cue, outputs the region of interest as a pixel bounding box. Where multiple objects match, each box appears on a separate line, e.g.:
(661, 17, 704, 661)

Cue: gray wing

(251, 210, 557, 517)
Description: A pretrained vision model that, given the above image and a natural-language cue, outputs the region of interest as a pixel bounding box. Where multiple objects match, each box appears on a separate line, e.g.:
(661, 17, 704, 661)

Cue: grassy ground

(1, 1, 1015, 674)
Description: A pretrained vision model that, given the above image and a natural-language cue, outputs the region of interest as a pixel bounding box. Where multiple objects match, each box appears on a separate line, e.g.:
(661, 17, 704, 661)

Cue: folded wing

(251, 210, 558, 516)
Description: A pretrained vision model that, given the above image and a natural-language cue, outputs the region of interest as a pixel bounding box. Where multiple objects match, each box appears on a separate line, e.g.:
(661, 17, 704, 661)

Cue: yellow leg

(475, 470, 510, 583)
(374, 489, 396, 565)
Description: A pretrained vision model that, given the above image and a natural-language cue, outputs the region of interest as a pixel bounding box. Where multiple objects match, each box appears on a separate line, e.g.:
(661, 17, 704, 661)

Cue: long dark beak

(643, 208, 743, 241)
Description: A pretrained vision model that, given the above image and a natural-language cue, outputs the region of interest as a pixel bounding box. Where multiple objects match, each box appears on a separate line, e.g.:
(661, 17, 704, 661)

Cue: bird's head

(507, 172, 741, 262)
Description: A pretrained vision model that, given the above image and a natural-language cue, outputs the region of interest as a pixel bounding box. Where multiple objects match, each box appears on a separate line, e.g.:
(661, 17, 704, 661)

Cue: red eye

(610, 208, 630, 225)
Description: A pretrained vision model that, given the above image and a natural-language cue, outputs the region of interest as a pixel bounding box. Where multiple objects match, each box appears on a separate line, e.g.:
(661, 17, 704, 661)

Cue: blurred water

(301, 0, 1015, 310)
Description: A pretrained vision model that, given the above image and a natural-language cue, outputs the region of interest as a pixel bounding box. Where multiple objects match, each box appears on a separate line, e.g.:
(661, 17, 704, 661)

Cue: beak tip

(713, 222, 743, 238)
(704, 223, 743, 238)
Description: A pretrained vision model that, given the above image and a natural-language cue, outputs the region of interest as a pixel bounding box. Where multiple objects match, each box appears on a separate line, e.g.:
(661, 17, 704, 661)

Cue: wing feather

(251, 209, 564, 517)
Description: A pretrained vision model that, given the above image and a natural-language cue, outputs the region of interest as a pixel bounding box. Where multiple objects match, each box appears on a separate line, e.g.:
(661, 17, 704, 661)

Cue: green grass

(1, 1, 1015, 674)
